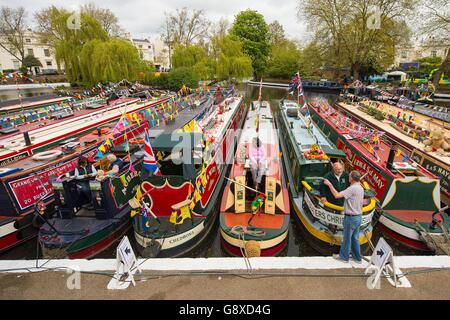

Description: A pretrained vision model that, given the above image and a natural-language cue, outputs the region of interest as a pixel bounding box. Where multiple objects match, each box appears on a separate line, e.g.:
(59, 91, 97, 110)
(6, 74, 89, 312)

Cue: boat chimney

(290, 121, 293, 129)
(23, 131, 32, 146)
(387, 144, 396, 171)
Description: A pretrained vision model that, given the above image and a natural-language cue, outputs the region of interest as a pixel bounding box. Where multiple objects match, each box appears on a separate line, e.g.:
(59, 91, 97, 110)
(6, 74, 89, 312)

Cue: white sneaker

(332, 254, 349, 263)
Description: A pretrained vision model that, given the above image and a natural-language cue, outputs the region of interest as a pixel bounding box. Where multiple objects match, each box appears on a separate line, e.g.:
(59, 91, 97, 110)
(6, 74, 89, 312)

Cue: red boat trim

(221, 238, 287, 257)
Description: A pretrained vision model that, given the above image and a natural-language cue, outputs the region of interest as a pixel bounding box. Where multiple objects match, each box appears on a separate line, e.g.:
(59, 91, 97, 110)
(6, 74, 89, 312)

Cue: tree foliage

(79, 38, 151, 85)
(299, 0, 416, 79)
(167, 67, 199, 91)
(22, 55, 42, 69)
(211, 35, 253, 81)
(0, 6, 27, 63)
(80, 2, 124, 37)
(265, 40, 301, 79)
(230, 10, 270, 78)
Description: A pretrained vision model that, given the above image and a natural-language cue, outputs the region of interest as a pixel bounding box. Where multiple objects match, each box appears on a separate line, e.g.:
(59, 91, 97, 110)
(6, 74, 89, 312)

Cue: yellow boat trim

(301, 181, 376, 213)
(293, 202, 371, 245)
(220, 229, 288, 250)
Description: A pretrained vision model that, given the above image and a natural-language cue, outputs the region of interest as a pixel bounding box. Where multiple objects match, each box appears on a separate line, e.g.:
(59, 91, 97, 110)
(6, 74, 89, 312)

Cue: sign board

(370, 237, 392, 269)
(107, 236, 141, 290)
(365, 237, 411, 289)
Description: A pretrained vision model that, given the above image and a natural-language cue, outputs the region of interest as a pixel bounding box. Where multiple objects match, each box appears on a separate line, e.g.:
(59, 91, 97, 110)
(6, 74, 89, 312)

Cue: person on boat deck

(72, 157, 97, 208)
(249, 137, 267, 190)
(320, 162, 349, 206)
(323, 170, 364, 263)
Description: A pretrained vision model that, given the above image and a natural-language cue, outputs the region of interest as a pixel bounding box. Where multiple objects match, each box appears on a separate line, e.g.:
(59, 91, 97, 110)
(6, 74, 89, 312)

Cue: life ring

(129, 137, 144, 145)
(2, 140, 24, 149)
(32, 150, 63, 161)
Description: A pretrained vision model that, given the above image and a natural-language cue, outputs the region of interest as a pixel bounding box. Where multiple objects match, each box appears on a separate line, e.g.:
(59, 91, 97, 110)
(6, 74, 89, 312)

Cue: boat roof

(310, 101, 437, 179)
(339, 102, 449, 165)
(280, 100, 345, 162)
(0, 95, 212, 178)
(0, 96, 72, 113)
(231, 100, 281, 180)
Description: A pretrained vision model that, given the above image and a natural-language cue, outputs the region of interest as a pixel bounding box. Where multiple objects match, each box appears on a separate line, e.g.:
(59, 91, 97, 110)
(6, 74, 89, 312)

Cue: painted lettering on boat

(7, 158, 79, 210)
(352, 155, 387, 199)
(169, 230, 196, 244)
(0, 152, 28, 167)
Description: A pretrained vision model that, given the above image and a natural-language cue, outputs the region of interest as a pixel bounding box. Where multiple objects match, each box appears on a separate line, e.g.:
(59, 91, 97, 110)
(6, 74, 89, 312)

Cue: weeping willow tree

(212, 35, 253, 81)
(79, 38, 150, 85)
(49, 12, 108, 83)
(36, 7, 150, 85)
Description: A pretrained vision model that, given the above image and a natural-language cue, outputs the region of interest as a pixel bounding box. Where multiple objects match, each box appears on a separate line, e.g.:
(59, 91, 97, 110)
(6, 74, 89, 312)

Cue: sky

(0, 0, 310, 42)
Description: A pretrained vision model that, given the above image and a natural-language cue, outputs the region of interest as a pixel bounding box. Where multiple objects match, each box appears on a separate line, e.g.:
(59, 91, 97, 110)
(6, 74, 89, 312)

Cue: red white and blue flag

(144, 128, 161, 175)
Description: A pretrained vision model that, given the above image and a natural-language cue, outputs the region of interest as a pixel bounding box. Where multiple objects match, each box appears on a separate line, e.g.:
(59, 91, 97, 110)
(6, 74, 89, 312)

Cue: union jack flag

(144, 128, 161, 176)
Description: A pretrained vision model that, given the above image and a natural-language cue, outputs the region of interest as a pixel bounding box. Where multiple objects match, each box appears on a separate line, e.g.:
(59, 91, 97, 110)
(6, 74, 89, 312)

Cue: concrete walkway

(1, 257, 449, 300)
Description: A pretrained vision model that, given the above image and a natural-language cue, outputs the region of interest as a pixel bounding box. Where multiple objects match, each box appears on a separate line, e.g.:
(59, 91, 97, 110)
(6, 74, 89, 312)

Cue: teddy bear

(423, 128, 450, 156)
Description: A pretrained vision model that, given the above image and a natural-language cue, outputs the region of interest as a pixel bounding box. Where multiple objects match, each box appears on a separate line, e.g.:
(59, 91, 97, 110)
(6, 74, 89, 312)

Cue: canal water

(0, 84, 424, 260)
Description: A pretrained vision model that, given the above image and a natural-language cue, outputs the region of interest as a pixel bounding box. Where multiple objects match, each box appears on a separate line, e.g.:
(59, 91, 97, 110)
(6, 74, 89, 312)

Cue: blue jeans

(340, 215, 362, 261)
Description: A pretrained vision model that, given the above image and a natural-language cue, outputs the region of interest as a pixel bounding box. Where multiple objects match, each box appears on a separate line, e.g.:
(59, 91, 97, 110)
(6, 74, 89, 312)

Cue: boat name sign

(305, 192, 373, 227)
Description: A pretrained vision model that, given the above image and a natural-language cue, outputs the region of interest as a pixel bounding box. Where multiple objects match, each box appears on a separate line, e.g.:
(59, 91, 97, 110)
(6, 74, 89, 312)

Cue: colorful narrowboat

(37, 93, 214, 259)
(0, 93, 198, 254)
(130, 94, 247, 258)
(219, 100, 290, 257)
(309, 99, 449, 252)
(276, 99, 377, 254)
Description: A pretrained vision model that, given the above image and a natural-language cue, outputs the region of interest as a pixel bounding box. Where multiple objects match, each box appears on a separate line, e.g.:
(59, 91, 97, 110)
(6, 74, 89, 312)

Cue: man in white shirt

(324, 170, 364, 263)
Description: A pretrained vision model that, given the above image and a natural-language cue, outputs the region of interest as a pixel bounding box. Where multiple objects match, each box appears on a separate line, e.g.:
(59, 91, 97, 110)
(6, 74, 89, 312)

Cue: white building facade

(0, 31, 58, 74)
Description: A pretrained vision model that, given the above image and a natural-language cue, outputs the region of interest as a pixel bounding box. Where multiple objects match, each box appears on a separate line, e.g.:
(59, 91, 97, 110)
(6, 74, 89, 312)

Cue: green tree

(22, 55, 43, 71)
(172, 44, 207, 68)
(230, 10, 270, 78)
(167, 67, 199, 91)
(211, 35, 253, 81)
(79, 38, 150, 85)
(268, 21, 286, 46)
(300, 0, 415, 79)
(265, 40, 301, 79)
(299, 42, 324, 78)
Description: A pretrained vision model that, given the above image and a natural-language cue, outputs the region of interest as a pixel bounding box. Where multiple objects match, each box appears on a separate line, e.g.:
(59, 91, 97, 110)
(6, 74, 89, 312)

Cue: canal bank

(1, 256, 449, 299)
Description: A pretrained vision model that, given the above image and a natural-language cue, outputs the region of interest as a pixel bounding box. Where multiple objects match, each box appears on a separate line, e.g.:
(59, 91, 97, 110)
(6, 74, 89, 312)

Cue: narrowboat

(336, 99, 450, 205)
(276, 99, 377, 254)
(130, 94, 247, 258)
(309, 99, 449, 252)
(38, 93, 214, 259)
(219, 100, 290, 257)
(0, 93, 197, 254)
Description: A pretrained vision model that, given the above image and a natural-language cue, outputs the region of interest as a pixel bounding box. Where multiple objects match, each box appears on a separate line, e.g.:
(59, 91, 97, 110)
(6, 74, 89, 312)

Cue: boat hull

(292, 201, 372, 255)
(133, 96, 247, 258)
(220, 227, 288, 257)
(41, 213, 131, 259)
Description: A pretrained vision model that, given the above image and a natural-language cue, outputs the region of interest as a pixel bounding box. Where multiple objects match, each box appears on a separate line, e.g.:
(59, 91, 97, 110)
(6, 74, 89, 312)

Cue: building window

(138, 45, 142, 48)
(44, 49, 50, 57)
(25, 38, 31, 43)
(401, 51, 407, 59)
(148, 46, 151, 49)
(46, 61, 52, 66)
(27, 48, 34, 56)
(13, 60, 20, 69)
(431, 50, 437, 58)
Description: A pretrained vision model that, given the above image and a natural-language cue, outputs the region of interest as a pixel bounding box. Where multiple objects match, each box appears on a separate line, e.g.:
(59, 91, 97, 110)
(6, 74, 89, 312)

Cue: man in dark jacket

(320, 162, 349, 206)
